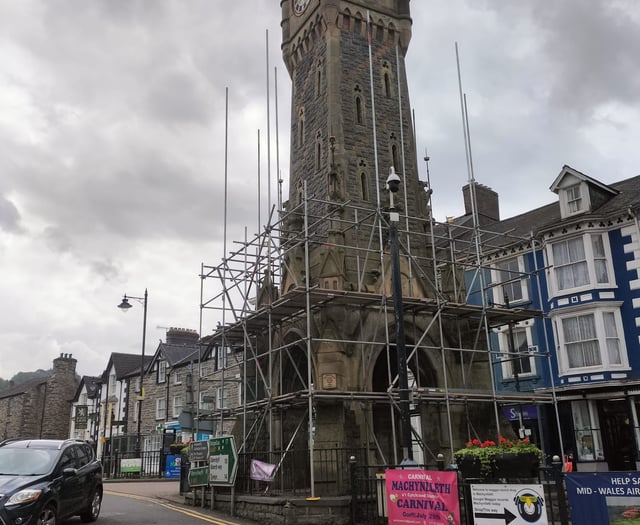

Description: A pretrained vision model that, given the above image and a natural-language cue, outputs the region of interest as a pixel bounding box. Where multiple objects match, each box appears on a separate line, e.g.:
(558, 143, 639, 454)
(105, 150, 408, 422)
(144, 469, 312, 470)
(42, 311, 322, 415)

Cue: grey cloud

(475, 0, 640, 116)
(89, 259, 120, 282)
(0, 196, 24, 233)
(42, 226, 73, 253)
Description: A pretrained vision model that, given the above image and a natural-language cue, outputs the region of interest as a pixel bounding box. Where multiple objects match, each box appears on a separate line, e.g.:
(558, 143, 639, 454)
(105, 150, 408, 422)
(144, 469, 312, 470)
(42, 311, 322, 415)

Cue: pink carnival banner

(385, 469, 460, 525)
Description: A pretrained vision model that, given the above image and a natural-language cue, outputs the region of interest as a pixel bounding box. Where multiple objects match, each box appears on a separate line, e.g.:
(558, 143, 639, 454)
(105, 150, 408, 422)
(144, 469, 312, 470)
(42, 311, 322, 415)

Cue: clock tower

(280, 0, 429, 293)
(276, 0, 460, 469)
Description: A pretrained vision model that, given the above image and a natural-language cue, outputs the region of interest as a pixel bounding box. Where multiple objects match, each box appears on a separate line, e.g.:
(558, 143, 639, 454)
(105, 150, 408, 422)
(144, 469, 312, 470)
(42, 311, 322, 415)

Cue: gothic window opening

(316, 63, 322, 98)
(388, 25, 396, 44)
(298, 108, 305, 147)
(356, 96, 363, 124)
(384, 72, 391, 98)
(382, 62, 393, 98)
(342, 13, 350, 31)
(360, 172, 369, 201)
(315, 136, 322, 171)
(354, 16, 362, 35)
(391, 144, 399, 172)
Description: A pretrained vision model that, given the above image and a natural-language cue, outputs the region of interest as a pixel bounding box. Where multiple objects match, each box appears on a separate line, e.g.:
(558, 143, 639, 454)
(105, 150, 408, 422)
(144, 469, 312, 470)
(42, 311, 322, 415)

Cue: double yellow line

(105, 490, 242, 525)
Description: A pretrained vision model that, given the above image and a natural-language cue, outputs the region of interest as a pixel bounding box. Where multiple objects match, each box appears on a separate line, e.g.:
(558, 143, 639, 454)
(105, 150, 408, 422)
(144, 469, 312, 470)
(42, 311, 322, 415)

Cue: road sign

(208, 435, 238, 486)
(189, 440, 209, 462)
(189, 466, 209, 487)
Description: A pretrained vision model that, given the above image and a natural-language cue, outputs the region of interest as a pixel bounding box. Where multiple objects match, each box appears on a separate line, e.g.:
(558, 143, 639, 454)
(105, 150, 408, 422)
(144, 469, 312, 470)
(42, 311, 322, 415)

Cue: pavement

(104, 480, 259, 524)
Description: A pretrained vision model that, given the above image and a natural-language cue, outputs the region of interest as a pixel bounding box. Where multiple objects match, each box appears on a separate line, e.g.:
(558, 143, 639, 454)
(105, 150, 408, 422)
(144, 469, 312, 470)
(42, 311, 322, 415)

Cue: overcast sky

(1, 1, 639, 380)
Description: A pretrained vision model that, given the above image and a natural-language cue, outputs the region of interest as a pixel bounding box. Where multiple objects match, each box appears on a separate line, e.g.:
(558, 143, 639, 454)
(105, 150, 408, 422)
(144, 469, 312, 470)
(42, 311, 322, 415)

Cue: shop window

(571, 400, 602, 461)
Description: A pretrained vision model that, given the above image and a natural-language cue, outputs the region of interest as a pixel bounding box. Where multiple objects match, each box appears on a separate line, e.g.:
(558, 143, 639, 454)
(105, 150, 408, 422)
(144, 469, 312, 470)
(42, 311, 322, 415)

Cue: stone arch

(367, 325, 443, 464)
(272, 327, 314, 452)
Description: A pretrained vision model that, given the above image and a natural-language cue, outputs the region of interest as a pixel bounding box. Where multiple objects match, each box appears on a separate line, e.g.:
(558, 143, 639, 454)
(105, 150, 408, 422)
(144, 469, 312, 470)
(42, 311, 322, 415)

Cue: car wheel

(80, 488, 102, 522)
(38, 504, 57, 525)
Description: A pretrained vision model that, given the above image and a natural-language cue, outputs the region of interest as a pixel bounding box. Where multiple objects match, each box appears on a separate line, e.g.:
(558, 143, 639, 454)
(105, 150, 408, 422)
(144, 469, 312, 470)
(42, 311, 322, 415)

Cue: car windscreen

(0, 447, 59, 476)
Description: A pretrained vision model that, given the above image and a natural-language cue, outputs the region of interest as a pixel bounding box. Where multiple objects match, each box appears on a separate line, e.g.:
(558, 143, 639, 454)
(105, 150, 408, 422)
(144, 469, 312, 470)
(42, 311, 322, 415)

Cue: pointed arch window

(391, 144, 399, 172)
(315, 133, 322, 170)
(382, 61, 393, 98)
(315, 61, 323, 98)
(298, 108, 305, 147)
(356, 96, 363, 124)
(354, 16, 362, 35)
(384, 72, 391, 98)
(360, 172, 369, 201)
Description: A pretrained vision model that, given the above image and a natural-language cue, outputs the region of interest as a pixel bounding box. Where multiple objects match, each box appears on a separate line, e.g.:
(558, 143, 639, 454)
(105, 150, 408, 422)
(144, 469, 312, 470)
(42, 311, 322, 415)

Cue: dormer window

(565, 184, 583, 214)
(551, 165, 618, 219)
(157, 360, 167, 384)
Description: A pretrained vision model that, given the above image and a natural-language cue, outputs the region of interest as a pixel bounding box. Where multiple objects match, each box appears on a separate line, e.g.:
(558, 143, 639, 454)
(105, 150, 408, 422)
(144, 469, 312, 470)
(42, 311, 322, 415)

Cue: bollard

(552, 455, 569, 525)
(349, 455, 357, 525)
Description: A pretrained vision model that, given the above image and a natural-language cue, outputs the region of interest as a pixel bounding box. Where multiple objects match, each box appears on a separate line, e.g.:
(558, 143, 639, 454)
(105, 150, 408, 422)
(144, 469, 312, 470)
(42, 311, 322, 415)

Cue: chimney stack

(462, 183, 500, 223)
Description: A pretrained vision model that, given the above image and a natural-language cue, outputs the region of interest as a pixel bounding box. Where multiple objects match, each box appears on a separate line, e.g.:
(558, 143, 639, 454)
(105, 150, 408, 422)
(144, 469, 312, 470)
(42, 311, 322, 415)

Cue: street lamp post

(386, 167, 413, 462)
(118, 289, 148, 457)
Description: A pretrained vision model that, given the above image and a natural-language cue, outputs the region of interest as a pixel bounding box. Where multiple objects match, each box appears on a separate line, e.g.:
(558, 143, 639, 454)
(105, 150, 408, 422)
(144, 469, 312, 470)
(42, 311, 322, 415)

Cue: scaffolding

(196, 176, 560, 493)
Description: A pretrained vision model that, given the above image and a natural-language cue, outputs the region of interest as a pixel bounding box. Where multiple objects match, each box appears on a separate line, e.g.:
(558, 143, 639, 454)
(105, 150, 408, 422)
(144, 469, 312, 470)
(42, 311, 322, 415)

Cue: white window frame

(553, 303, 628, 376)
(216, 386, 227, 409)
(199, 390, 214, 411)
(155, 398, 166, 420)
(559, 182, 590, 218)
(546, 232, 615, 297)
(173, 370, 182, 385)
(172, 395, 183, 418)
(157, 360, 167, 384)
(492, 256, 529, 305)
(215, 346, 232, 370)
(495, 321, 536, 379)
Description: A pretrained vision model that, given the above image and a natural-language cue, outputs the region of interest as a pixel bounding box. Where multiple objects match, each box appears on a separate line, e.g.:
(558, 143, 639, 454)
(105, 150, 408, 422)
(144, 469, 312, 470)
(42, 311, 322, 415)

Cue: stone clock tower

(280, 0, 430, 293)
(275, 0, 464, 469)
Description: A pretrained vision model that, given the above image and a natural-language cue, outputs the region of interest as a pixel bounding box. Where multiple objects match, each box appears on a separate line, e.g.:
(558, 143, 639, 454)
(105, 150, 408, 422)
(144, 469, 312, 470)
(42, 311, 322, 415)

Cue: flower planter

(491, 452, 540, 479)
(456, 455, 485, 480)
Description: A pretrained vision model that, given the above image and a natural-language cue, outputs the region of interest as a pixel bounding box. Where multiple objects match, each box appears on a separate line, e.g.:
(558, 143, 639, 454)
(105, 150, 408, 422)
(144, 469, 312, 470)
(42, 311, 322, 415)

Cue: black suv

(0, 439, 102, 525)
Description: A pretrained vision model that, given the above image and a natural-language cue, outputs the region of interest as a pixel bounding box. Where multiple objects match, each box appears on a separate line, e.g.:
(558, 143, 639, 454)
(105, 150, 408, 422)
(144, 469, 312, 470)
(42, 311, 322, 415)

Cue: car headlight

(6, 489, 43, 506)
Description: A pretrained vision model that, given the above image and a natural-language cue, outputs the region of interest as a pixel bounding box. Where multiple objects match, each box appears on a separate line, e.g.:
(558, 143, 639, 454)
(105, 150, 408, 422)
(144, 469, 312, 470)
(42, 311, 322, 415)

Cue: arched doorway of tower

(370, 340, 440, 466)
(274, 336, 313, 491)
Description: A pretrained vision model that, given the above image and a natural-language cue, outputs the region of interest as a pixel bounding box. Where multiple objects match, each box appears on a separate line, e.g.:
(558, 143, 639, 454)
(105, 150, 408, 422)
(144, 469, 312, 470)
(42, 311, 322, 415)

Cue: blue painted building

(459, 166, 640, 471)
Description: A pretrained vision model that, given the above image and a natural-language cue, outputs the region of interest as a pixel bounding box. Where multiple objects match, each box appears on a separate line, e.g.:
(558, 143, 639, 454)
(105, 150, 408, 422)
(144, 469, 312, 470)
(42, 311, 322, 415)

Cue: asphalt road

(71, 481, 259, 525)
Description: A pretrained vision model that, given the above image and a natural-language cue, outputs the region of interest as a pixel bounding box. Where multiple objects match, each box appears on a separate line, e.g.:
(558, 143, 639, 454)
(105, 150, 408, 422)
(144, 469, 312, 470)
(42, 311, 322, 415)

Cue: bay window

(554, 305, 627, 374)
(549, 233, 613, 294)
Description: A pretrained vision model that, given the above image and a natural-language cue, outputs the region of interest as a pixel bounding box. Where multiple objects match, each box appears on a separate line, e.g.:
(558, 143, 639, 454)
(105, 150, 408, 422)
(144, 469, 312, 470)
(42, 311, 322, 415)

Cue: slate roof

(436, 172, 640, 258)
(159, 342, 201, 367)
(72, 375, 102, 401)
(0, 375, 50, 400)
(102, 352, 154, 381)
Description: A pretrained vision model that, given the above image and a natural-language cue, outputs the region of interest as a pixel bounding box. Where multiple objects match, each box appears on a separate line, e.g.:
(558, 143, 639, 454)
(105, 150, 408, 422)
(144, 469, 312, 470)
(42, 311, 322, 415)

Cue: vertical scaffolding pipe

(303, 182, 316, 497)
(395, 45, 414, 295)
(530, 232, 565, 461)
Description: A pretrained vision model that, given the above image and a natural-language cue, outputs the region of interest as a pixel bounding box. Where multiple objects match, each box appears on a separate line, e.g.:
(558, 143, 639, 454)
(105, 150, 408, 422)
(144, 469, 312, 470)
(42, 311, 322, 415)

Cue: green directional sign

(208, 435, 238, 486)
(189, 466, 209, 487)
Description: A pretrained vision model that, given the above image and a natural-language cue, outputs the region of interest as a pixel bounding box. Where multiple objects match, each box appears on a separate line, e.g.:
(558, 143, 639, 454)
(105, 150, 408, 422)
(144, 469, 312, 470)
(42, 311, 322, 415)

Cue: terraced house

(461, 166, 640, 472)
